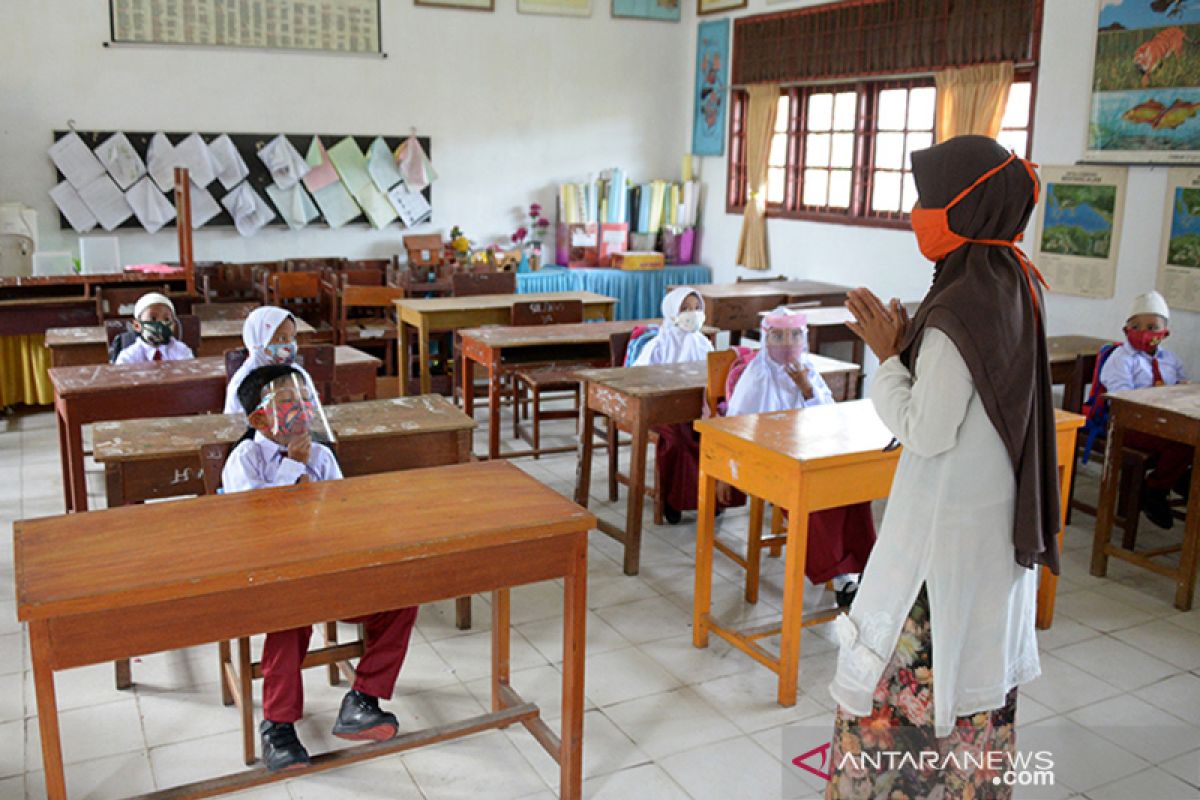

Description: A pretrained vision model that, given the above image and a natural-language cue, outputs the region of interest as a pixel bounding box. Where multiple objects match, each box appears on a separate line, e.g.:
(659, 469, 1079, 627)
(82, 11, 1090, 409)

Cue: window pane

(833, 91, 857, 130)
(807, 93, 833, 131)
(830, 132, 855, 168)
(829, 169, 852, 209)
(904, 131, 933, 168)
(769, 131, 788, 167)
(997, 129, 1029, 156)
(775, 94, 791, 133)
(874, 132, 905, 170)
(901, 172, 919, 213)
(877, 89, 907, 131)
(805, 133, 831, 168)
(767, 167, 786, 204)
(803, 169, 829, 206)
(1001, 82, 1031, 130)
(907, 86, 936, 130)
(872, 170, 902, 212)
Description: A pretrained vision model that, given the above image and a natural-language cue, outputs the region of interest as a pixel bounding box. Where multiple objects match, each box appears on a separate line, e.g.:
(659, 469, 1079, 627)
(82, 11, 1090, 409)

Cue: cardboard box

(612, 251, 665, 271)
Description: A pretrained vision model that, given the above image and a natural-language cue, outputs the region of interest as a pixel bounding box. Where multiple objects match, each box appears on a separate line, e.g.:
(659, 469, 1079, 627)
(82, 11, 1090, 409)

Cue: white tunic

(113, 337, 194, 364)
(829, 328, 1040, 737)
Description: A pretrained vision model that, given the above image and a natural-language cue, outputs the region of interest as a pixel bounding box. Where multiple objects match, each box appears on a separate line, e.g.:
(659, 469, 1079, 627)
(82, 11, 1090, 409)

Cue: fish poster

(692, 19, 729, 157)
(1157, 168, 1200, 310)
(1032, 165, 1127, 299)
(1087, 0, 1200, 163)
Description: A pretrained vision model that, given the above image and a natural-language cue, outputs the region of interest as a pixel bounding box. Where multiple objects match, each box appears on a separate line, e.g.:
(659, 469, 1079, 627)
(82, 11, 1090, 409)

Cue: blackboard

(52, 130, 432, 231)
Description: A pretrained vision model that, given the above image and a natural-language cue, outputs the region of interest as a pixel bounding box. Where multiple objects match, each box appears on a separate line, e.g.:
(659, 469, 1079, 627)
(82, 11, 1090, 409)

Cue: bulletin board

(51, 130, 432, 231)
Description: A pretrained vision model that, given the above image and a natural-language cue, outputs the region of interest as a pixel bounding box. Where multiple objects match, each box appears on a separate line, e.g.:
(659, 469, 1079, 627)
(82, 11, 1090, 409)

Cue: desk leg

(487, 357, 501, 460)
(491, 587, 511, 713)
(778, 498, 811, 707)
(30, 623, 67, 799)
(623, 421, 649, 576)
(63, 411, 86, 514)
(560, 535, 587, 800)
(55, 403, 72, 513)
(1091, 419, 1124, 578)
(1176, 452, 1200, 611)
(852, 340, 865, 399)
(418, 318, 432, 397)
(398, 320, 411, 398)
(574, 403, 595, 508)
(693, 467, 716, 649)
(462, 351, 476, 421)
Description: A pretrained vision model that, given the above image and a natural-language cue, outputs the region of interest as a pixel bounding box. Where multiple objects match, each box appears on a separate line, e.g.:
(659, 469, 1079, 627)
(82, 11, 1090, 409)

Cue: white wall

(0, 0, 692, 264)
(689, 0, 1199, 372)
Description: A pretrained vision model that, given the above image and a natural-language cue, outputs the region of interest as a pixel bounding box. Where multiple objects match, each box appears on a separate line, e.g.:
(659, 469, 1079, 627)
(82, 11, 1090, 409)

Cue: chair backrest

(271, 271, 322, 300)
(340, 269, 386, 288)
(706, 349, 738, 417)
(193, 301, 259, 322)
(343, 258, 391, 273)
(285, 257, 344, 272)
(199, 441, 234, 496)
(340, 285, 406, 323)
(451, 271, 516, 297)
(176, 313, 201, 353)
(736, 275, 786, 283)
(403, 234, 445, 268)
(95, 284, 172, 320)
(609, 331, 632, 367)
(223, 344, 336, 403)
(511, 300, 584, 326)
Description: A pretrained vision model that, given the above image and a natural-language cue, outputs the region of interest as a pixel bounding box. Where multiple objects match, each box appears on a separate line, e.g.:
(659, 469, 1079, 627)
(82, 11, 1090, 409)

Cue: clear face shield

(251, 373, 336, 445)
(762, 311, 809, 367)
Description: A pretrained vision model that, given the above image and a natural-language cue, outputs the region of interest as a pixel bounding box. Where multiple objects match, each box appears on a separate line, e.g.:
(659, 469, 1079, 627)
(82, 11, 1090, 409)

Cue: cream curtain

(736, 83, 781, 271)
(934, 62, 1014, 143)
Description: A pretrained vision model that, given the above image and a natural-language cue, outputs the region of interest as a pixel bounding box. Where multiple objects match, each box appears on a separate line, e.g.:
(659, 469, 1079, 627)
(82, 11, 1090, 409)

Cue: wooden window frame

(725, 69, 1039, 230)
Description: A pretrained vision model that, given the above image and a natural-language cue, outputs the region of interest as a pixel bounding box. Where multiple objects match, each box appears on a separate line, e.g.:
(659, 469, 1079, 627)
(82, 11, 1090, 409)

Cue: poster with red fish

(1157, 168, 1200, 311)
(1032, 165, 1127, 299)
(1087, 0, 1200, 162)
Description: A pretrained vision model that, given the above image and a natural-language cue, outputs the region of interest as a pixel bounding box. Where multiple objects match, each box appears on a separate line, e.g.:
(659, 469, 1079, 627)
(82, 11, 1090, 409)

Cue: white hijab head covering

(725, 307, 825, 415)
(223, 306, 316, 414)
(632, 286, 713, 365)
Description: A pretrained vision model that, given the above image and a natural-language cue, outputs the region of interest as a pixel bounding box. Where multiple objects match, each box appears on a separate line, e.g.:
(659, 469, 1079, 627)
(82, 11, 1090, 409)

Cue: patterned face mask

(264, 342, 298, 364)
(139, 320, 174, 345)
(255, 392, 315, 438)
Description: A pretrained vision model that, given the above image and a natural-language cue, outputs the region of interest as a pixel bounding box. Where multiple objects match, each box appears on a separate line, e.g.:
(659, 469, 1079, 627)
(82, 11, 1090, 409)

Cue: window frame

(725, 69, 1039, 230)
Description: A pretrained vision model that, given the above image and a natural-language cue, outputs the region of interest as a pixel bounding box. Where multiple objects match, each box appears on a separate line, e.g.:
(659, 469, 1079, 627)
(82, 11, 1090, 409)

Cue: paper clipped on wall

(305, 136, 361, 228)
(146, 133, 178, 192)
(395, 136, 436, 191)
(221, 181, 276, 236)
(367, 137, 402, 193)
(174, 133, 216, 188)
(78, 175, 134, 231)
(49, 181, 97, 233)
(258, 134, 310, 191)
(266, 184, 320, 230)
(94, 132, 146, 190)
(387, 183, 432, 228)
(327, 137, 395, 229)
(48, 132, 107, 190)
(209, 134, 250, 191)
(125, 176, 177, 234)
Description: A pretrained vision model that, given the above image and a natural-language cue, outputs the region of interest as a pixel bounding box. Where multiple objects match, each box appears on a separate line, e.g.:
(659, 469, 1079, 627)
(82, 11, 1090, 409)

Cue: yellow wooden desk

(692, 402, 1084, 706)
(395, 291, 617, 396)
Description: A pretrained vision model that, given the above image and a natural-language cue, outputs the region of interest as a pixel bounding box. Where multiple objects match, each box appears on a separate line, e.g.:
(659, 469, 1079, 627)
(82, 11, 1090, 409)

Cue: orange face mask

(910, 152, 1049, 315)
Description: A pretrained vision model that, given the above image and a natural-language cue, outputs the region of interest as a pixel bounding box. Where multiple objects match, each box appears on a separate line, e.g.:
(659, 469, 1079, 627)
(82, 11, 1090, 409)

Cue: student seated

(222, 364, 419, 772)
(224, 305, 319, 414)
(724, 307, 877, 607)
(112, 292, 194, 364)
(630, 286, 713, 366)
(1099, 290, 1191, 529)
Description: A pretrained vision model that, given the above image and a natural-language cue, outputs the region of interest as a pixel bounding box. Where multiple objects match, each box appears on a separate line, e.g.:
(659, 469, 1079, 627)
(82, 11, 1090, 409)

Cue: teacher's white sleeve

(869, 327, 974, 459)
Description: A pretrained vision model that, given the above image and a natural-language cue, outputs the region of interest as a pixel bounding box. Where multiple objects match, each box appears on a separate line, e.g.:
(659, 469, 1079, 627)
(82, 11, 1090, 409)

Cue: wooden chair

(193, 301, 259, 322)
(707, 349, 786, 604)
(343, 258, 391, 273)
(224, 344, 336, 404)
(451, 271, 517, 297)
(334, 285, 405, 375)
(510, 301, 586, 457)
(267, 271, 332, 339)
(285, 257, 345, 273)
(199, 441, 365, 766)
(94, 284, 174, 321)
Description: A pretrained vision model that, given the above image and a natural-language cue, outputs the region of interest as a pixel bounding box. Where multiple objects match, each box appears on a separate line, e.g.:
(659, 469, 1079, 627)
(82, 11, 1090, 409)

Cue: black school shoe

(260, 721, 310, 772)
(835, 581, 858, 609)
(1142, 486, 1175, 530)
(332, 689, 399, 742)
(663, 503, 682, 525)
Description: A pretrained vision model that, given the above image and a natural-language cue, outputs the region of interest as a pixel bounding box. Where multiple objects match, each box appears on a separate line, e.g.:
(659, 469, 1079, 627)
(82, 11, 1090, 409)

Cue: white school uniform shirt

(221, 431, 342, 491)
(725, 350, 834, 415)
(631, 287, 714, 366)
(113, 337, 194, 365)
(1099, 341, 1187, 392)
(829, 328, 1040, 737)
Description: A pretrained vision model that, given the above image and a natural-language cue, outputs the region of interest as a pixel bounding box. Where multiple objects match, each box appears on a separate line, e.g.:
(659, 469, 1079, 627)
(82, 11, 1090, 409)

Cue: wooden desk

(1091, 384, 1200, 610)
(16, 461, 593, 800)
(573, 355, 861, 575)
(0, 272, 191, 336)
(692, 404, 1084, 705)
(395, 291, 618, 396)
(679, 281, 851, 341)
(49, 346, 381, 514)
(45, 318, 318, 366)
(460, 319, 710, 460)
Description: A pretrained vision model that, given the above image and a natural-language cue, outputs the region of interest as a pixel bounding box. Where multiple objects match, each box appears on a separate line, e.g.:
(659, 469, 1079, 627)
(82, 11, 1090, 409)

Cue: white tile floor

(1, 403, 1199, 799)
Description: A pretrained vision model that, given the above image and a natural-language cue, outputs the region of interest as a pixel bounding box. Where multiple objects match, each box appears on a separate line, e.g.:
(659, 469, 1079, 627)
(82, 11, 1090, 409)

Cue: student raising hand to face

(846, 288, 911, 363)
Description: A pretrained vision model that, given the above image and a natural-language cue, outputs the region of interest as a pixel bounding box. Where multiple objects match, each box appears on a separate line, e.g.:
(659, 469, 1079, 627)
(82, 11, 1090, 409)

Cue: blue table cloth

(516, 264, 712, 321)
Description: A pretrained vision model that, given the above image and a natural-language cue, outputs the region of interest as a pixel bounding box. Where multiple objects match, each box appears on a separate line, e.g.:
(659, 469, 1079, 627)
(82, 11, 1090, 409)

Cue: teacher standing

(827, 136, 1060, 799)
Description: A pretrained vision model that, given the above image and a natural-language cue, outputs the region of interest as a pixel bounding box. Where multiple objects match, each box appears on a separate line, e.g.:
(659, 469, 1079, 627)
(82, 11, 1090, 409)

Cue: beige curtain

(934, 62, 1014, 143)
(736, 83, 781, 271)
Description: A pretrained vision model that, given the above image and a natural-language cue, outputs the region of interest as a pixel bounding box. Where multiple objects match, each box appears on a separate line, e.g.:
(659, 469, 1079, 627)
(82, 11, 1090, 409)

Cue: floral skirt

(827, 585, 1018, 800)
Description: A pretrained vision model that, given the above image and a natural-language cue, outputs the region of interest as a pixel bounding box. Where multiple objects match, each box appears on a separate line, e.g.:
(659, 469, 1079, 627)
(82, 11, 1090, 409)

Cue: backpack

(107, 329, 141, 363)
(623, 324, 659, 367)
(1078, 341, 1122, 464)
(724, 346, 757, 403)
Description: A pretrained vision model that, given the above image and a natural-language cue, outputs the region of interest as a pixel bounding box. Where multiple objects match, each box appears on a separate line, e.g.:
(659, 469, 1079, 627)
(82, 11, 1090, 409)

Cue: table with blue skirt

(517, 265, 712, 321)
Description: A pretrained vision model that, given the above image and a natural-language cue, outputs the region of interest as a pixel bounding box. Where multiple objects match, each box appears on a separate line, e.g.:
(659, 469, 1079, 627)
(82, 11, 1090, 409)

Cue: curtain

(934, 62, 1014, 143)
(736, 83, 781, 271)
(0, 334, 54, 407)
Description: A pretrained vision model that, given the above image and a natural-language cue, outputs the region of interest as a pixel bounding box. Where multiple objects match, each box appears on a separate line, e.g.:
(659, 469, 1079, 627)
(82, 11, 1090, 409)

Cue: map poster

(1032, 164, 1128, 300)
(1158, 167, 1200, 311)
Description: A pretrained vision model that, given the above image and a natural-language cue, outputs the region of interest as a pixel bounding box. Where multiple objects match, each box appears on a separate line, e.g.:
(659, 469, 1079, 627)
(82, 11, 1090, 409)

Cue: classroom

(1, 0, 1199, 798)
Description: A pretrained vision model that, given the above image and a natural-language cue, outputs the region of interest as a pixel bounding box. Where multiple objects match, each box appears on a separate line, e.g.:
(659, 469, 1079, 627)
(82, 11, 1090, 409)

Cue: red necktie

(1151, 356, 1164, 386)
(153, 349, 163, 362)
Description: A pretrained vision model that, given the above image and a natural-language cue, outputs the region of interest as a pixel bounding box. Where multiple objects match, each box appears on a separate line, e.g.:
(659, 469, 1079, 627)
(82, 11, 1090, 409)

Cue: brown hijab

(904, 135, 1060, 575)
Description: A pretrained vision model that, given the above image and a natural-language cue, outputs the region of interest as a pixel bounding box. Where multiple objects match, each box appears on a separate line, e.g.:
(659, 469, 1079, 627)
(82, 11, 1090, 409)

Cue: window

(727, 77, 1036, 228)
